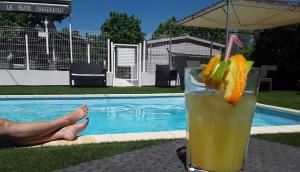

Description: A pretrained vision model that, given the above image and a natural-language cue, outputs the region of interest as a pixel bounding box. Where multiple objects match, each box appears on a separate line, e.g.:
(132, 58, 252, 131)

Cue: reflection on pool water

(0, 96, 299, 135)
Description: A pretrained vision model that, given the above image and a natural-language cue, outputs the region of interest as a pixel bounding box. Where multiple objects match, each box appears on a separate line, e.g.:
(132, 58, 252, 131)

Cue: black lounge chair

(259, 65, 277, 91)
(69, 63, 107, 87)
(169, 69, 178, 86)
(155, 65, 178, 87)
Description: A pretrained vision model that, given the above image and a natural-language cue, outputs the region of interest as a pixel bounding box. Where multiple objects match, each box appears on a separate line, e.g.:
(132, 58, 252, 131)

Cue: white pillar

(25, 34, 30, 70)
(138, 43, 142, 87)
(143, 40, 146, 73)
(52, 38, 56, 61)
(107, 39, 110, 72)
(87, 43, 90, 64)
(69, 23, 73, 63)
(111, 42, 115, 86)
(210, 40, 213, 57)
(44, 18, 49, 55)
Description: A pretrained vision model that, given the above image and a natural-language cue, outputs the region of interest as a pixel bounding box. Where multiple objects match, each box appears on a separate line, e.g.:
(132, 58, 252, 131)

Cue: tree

(152, 17, 226, 44)
(0, 12, 67, 27)
(100, 12, 145, 44)
(252, 24, 300, 89)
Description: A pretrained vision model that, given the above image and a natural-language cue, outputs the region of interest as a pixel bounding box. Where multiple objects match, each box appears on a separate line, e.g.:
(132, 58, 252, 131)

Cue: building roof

(147, 35, 225, 48)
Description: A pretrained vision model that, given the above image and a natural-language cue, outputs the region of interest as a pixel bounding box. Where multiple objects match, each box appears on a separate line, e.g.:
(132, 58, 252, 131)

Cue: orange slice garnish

(224, 54, 248, 104)
(204, 54, 221, 77)
(203, 54, 221, 87)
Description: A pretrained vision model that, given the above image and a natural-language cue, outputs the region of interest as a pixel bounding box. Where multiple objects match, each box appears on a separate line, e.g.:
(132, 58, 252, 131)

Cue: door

(112, 43, 141, 86)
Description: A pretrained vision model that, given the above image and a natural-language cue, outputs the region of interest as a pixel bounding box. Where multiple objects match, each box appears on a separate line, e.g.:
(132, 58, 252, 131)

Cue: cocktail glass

(185, 67, 260, 172)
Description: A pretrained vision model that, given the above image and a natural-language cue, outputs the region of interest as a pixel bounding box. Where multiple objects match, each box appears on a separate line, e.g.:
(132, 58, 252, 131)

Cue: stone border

(256, 103, 300, 116)
(251, 125, 300, 134)
(36, 125, 300, 147)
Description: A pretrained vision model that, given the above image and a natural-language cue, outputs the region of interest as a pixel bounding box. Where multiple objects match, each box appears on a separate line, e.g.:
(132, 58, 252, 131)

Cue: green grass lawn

(0, 133, 299, 172)
(254, 132, 300, 147)
(257, 91, 300, 110)
(0, 86, 183, 95)
(0, 140, 169, 172)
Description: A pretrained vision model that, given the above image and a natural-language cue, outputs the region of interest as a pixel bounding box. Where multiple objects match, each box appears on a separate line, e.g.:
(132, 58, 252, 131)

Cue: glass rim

(184, 66, 260, 94)
(185, 66, 261, 71)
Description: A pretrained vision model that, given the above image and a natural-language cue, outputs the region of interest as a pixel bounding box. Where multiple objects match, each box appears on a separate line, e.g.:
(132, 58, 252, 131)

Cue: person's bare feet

(59, 118, 89, 141)
(63, 105, 88, 125)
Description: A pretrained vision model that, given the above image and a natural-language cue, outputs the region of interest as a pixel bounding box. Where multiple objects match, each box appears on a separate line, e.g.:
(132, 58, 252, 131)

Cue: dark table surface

(54, 137, 300, 172)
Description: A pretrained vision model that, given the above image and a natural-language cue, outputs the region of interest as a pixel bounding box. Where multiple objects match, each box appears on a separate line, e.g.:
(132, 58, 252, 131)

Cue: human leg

(13, 118, 89, 145)
(0, 105, 88, 142)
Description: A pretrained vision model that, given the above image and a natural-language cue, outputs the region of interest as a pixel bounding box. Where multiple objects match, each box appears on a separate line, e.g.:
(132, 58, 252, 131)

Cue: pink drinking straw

(224, 35, 245, 61)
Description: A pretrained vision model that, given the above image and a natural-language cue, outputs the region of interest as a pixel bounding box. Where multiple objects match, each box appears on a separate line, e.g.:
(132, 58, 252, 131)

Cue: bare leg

(0, 105, 88, 142)
(13, 119, 89, 146)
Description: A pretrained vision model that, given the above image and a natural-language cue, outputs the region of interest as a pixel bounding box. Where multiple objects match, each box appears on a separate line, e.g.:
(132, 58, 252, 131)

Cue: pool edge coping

(34, 125, 300, 148)
(256, 103, 300, 116)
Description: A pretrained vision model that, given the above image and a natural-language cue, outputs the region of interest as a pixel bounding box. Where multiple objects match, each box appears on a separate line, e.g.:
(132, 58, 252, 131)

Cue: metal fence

(0, 26, 227, 76)
(0, 26, 108, 70)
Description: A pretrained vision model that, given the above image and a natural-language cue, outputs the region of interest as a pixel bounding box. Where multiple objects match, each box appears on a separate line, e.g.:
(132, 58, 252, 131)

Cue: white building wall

(0, 70, 155, 86)
(146, 42, 223, 73)
(0, 70, 69, 85)
(147, 42, 222, 58)
(141, 72, 155, 86)
(106, 72, 113, 86)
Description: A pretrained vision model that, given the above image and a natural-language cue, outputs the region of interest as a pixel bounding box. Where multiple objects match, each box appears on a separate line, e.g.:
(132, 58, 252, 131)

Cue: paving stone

(54, 137, 300, 172)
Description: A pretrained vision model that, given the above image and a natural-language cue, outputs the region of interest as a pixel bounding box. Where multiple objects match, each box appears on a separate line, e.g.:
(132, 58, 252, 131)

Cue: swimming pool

(0, 96, 299, 135)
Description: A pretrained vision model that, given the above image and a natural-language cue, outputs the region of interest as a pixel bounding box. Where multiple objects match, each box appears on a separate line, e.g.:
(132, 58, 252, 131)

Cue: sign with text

(0, 1, 70, 15)
(38, 32, 48, 38)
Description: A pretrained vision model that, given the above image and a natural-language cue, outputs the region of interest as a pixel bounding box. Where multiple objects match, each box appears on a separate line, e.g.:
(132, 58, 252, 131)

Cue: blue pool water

(0, 96, 299, 135)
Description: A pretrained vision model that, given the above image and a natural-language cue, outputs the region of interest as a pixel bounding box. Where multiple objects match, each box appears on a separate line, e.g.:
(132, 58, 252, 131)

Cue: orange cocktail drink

(186, 92, 256, 171)
(185, 43, 259, 171)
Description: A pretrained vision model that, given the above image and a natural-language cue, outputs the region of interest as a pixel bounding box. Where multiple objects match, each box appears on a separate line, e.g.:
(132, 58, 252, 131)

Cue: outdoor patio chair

(259, 65, 277, 91)
(69, 63, 107, 87)
(186, 60, 200, 67)
(155, 65, 178, 87)
(169, 69, 178, 87)
(173, 56, 205, 89)
(155, 65, 170, 87)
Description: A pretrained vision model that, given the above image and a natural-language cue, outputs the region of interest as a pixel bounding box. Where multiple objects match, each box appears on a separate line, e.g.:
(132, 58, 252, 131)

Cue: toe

(82, 105, 88, 111)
